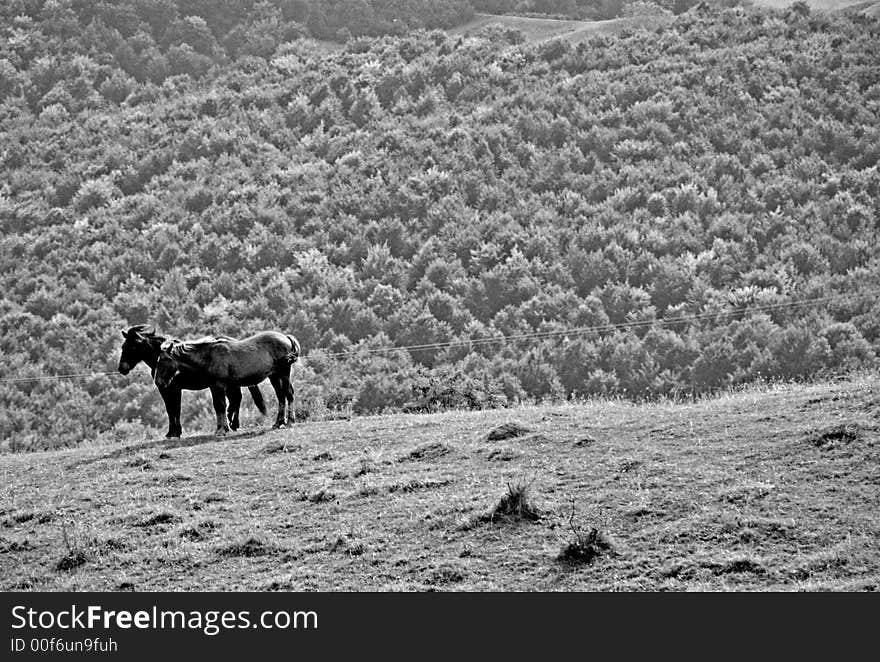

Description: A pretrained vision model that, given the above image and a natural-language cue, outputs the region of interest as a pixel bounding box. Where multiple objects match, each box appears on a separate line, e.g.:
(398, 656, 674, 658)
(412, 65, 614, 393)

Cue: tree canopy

(1, 2, 878, 450)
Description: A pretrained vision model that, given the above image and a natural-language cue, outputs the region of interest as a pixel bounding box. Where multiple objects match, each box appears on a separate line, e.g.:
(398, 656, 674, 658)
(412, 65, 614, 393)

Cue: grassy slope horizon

(1, 375, 877, 591)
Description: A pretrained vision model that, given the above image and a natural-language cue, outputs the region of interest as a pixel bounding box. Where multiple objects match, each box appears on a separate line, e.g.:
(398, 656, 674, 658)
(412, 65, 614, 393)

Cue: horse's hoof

(166, 432, 181, 439)
(215, 428, 229, 436)
(272, 423, 286, 430)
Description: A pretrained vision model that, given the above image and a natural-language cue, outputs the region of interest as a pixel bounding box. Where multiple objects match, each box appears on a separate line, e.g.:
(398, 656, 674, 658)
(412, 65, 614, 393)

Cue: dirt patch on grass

(398, 441, 451, 462)
(0, 538, 33, 553)
(719, 482, 776, 504)
(3, 511, 53, 527)
(306, 488, 336, 504)
(709, 558, 767, 576)
(55, 550, 88, 571)
(805, 423, 864, 450)
(136, 512, 179, 527)
(426, 563, 467, 586)
(179, 521, 217, 542)
(101, 538, 128, 552)
(328, 536, 365, 556)
(387, 478, 452, 493)
(262, 440, 299, 454)
(216, 537, 279, 558)
(486, 447, 521, 461)
(486, 422, 532, 441)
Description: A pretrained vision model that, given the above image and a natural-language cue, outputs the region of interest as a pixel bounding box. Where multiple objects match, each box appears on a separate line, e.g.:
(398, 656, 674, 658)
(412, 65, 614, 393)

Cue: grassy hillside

(1, 376, 878, 591)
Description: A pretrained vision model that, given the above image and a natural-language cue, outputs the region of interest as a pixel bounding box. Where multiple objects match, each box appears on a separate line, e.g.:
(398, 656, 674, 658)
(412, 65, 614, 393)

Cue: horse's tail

(248, 385, 267, 415)
(285, 335, 301, 365)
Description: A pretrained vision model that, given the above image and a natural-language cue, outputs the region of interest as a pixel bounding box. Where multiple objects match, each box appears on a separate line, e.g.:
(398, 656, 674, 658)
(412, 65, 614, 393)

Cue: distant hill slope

(750, 0, 869, 9)
(448, 1, 874, 46)
(448, 12, 673, 43)
(2, 377, 878, 591)
(860, 0, 880, 16)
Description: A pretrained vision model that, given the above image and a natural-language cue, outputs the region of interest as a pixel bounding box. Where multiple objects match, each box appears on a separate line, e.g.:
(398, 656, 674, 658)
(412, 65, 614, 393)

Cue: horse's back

(234, 331, 294, 352)
(168, 331, 297, 385)
(217, 331, 292, 363)
(240, 330, 289, 343)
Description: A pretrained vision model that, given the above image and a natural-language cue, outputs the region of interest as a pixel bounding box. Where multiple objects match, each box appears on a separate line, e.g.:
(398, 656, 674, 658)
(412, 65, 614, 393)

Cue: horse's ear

(121, 330, 128, 339)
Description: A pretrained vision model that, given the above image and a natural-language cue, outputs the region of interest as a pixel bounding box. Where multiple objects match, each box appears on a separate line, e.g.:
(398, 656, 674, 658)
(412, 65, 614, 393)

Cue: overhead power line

(0, 294, 855, 385)
(306, 294, 846, 359)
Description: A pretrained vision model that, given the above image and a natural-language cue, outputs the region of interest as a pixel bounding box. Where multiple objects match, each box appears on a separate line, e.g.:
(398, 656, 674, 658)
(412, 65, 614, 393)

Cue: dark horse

(154, 331, 300, 434)
(118, 325, 268, 438)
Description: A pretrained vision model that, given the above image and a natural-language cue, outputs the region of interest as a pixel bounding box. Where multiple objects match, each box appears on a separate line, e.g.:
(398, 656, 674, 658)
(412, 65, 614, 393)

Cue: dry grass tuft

(480, 481, 541, 523)
(55, 519, 93, 572)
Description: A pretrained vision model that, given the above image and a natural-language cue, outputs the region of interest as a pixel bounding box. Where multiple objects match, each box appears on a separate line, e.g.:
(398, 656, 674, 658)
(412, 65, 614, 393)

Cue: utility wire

(0, 293, 855, 384)
(309, 294, 847, 361)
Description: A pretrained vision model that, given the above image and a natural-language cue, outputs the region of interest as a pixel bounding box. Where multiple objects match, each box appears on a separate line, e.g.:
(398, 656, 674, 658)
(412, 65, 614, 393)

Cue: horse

(153, 331, 300, 435)
(117, 325, 267, 438)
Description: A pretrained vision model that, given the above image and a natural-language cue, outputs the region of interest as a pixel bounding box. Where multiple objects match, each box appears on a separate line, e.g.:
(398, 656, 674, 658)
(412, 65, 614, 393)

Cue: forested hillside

(1, 1, 879, 450)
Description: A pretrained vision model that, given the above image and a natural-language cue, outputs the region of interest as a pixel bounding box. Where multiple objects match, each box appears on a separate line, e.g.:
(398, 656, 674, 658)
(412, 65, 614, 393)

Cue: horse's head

(153, 342, 181, 389)
(118, 325, 155, 375)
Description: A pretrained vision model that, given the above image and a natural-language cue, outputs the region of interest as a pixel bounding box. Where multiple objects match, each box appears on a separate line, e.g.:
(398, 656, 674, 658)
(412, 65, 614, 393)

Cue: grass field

(1, 376, 878, 591)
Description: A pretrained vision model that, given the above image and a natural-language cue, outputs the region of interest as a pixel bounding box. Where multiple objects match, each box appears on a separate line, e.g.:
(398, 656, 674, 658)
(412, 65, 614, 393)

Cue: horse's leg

(279, 369, 294, 425)
(210, 385, 230, 436)
(227, 387, 242, 431)
(160, 386, 182, 438)
(269, 375, 286, 429)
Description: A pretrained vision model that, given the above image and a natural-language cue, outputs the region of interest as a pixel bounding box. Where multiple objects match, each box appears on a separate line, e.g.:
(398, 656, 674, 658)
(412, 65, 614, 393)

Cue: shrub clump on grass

(556, 506, 613, 566)
(55, 520, 93, 572)
(557, 528, 613, 566)
(480, 481, 541, 524)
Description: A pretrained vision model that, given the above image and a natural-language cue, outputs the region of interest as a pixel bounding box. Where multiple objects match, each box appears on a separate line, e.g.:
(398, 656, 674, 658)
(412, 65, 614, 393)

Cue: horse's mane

(127, 325, 164, 343)
(162, 336, 233, 365)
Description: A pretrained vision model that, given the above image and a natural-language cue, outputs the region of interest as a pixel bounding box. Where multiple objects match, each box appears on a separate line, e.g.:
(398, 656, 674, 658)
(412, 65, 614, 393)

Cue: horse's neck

(140, 337, 165, 369)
